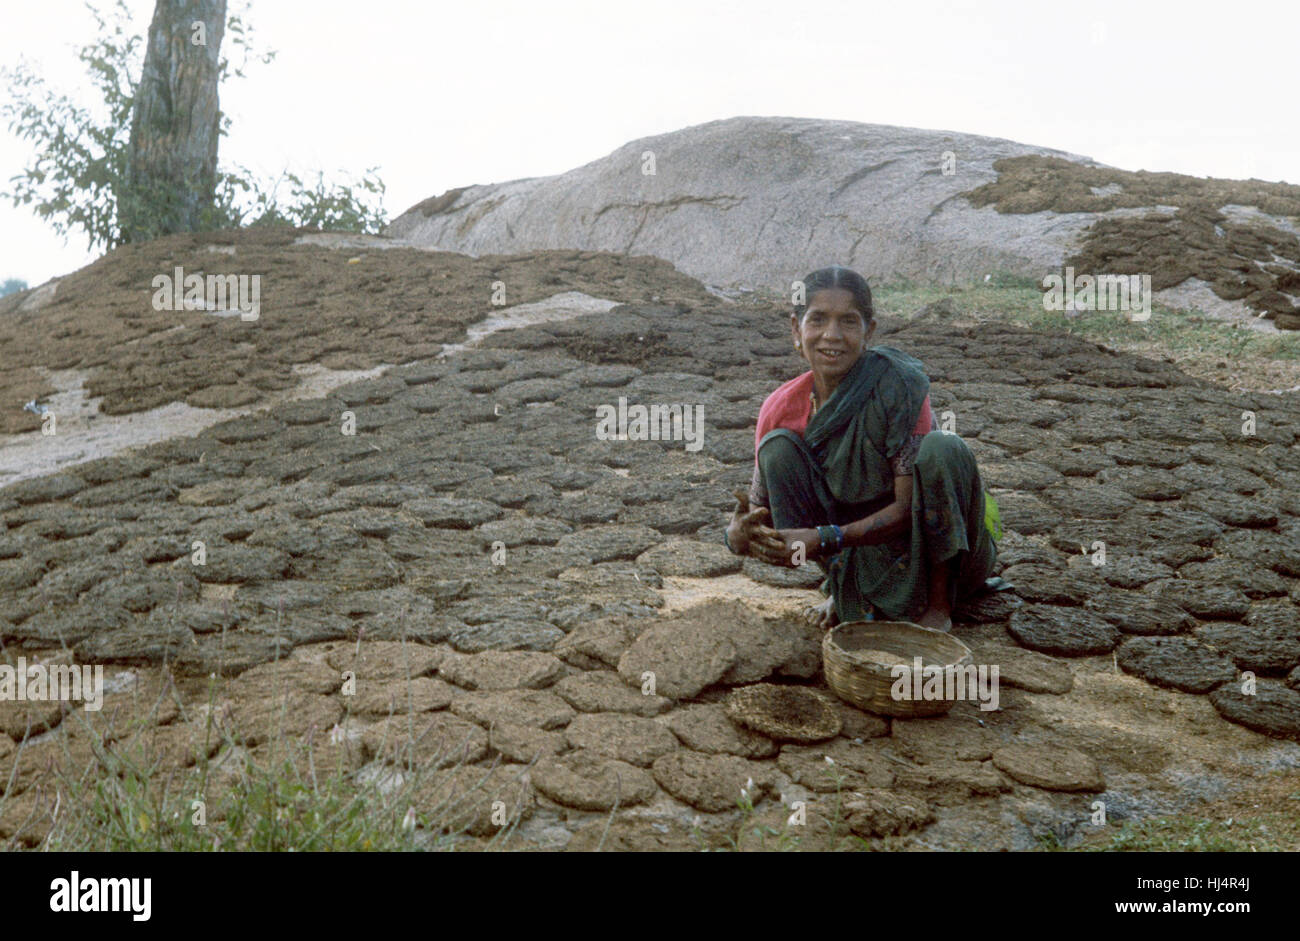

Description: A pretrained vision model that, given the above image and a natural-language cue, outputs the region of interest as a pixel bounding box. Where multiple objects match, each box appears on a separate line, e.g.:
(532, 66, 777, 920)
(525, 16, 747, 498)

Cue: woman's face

(791, 287, 876, 381)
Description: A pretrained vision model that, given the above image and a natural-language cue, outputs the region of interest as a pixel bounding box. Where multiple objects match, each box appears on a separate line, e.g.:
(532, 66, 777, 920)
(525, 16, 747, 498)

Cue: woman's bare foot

(915, 607, 953, 633)
(921, 559, 954, 633)
(803, 596, 839, 631)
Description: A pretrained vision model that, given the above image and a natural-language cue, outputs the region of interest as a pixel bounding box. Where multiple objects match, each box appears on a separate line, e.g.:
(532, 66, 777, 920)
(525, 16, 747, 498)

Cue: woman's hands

(725, 489, 766, 557)
(762, 527, 821, 567)
(727, 490, 821, 567)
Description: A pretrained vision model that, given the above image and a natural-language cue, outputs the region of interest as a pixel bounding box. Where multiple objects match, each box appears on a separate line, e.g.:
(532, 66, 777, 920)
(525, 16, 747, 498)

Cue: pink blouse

(749, 370, 935, 507)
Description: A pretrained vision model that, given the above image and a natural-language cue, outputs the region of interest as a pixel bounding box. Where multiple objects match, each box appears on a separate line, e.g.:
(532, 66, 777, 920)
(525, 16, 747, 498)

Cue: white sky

(2, 0, 1296, 286)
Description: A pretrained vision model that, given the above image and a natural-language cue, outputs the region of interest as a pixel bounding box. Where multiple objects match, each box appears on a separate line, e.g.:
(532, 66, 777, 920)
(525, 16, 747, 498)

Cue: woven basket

(823, 621, 973, 718)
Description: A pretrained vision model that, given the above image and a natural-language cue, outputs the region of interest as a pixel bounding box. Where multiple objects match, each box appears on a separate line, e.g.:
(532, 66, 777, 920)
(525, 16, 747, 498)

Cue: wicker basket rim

(821, 623, 970, 717)
(825, 620, 971, 666)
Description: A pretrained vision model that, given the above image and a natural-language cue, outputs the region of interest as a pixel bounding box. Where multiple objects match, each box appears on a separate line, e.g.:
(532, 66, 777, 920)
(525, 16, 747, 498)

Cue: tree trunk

(122, 0, 226, 243)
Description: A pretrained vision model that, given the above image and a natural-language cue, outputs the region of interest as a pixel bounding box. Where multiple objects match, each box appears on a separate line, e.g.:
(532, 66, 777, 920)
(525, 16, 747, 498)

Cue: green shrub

(1, 0, 385, 252)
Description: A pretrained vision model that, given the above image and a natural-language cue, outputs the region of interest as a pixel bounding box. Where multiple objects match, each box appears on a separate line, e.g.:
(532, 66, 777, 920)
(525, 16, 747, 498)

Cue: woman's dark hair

(794, 266, 874, 323)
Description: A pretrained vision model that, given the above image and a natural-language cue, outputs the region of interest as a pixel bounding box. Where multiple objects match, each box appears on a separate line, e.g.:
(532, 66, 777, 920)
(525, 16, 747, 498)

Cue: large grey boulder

(387, 116, 1102, 290)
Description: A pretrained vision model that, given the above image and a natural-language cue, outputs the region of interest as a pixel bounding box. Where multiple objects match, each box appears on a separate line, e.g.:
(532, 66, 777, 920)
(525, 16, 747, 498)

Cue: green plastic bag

(984, 491, 1003, 543)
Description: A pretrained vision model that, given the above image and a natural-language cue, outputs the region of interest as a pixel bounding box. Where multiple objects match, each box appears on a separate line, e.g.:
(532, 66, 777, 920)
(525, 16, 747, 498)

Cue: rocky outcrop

(387, 116, 1101, 290)
(390, 116, 1300, 327)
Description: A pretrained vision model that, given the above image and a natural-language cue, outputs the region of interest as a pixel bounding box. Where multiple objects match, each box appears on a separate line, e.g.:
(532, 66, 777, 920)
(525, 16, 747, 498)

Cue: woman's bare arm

(841, 474, 913, 548)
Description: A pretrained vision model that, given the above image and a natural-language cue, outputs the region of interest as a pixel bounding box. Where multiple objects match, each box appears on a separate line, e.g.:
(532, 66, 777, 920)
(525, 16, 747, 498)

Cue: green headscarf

(804, 345, 931, 622)
(804, 345, 931, 506)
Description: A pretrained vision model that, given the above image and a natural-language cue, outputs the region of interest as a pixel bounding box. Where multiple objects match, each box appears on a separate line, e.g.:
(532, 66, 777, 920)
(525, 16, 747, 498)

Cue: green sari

(788, 347, 996, 622)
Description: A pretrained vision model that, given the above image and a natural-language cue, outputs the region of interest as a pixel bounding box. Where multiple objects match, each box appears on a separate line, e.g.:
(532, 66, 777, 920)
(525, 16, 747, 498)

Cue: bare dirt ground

(2, 229, 1298, 850)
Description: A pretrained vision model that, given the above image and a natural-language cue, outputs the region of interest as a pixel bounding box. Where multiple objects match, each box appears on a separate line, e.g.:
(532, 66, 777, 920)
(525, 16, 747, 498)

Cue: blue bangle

(816, 524, 844, 556)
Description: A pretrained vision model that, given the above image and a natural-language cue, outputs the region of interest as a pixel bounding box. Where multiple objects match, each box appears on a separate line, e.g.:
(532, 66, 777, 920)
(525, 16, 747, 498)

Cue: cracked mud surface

(2, 234, 1299, 849)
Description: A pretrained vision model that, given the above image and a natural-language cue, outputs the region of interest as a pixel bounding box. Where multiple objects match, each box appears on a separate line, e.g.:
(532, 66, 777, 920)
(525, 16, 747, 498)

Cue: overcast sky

(2, 0, 1296, 286)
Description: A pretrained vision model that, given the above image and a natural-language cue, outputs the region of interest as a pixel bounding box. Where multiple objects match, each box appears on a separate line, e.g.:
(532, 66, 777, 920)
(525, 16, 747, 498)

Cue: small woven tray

(724, 683, 842, 742)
